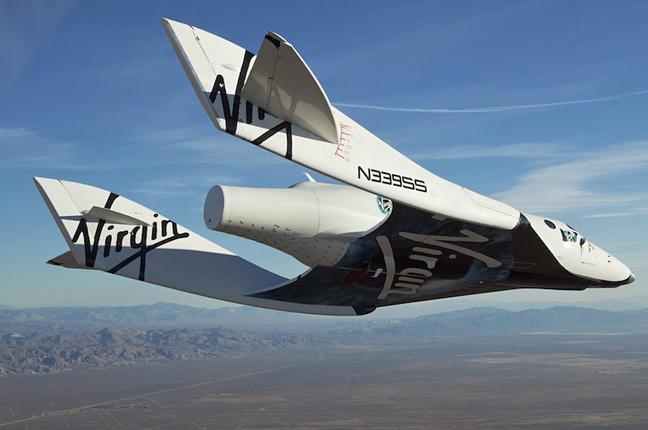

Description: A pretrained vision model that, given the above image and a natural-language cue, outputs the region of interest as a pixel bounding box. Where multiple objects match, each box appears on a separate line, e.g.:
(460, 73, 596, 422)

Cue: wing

(161, 18, 520, 231)
(34, 177, 362, 316)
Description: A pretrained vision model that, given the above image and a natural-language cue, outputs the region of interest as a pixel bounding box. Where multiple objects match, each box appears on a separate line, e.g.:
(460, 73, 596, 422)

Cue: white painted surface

(242, 32, 339, 144)
(526, 213, 633, 283)
(205, 181, 387, 267)
(161, 18, 520, 231)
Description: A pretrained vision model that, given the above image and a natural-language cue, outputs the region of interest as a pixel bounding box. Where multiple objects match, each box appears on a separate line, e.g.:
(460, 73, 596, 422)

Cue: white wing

(34, 177, 359, 316)
(162, 18, 520, 230)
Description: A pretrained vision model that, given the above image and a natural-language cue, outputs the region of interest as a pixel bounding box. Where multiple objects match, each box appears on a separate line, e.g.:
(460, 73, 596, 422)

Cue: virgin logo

(376, 230, 502, 299)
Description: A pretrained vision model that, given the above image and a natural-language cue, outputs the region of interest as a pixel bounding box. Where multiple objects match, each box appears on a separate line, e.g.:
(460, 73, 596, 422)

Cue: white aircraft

(34, 19, 635, 316)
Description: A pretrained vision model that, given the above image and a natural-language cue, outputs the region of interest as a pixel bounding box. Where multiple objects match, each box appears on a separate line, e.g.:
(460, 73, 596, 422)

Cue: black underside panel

(249, 203, 557, 310)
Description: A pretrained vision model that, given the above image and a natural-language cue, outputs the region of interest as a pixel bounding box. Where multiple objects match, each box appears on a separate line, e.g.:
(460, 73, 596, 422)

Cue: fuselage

(204, 181, 634, 305)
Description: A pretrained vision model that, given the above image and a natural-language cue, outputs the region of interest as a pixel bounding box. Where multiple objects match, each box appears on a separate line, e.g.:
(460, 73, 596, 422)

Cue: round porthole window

(544, 219, 556, 229)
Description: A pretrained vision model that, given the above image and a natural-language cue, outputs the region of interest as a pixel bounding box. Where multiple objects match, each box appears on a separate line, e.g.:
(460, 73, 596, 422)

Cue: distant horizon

(3, 295, 648, 317)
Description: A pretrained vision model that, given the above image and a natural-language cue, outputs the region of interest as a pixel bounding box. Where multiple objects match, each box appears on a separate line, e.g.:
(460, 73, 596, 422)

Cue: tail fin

(241, 31, 339, 143)
(34, 177, 224, 277)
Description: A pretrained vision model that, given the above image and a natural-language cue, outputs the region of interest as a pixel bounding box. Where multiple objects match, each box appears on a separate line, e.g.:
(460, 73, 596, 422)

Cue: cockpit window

(544, 219, 556, 229)
(561, 228, 578, 243)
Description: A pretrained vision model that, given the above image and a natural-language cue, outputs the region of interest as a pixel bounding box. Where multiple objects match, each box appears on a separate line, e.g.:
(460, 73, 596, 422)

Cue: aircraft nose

(624, 273, 636, 285)
(615, 259, 635, 285)
(602, 253, 635, 286)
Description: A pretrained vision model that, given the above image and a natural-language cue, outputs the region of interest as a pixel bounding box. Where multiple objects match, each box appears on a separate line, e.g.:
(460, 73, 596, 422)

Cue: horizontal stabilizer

(83, 206, 150, 225)
(47, 250, 86, 269)
(242, 32, 339, 143)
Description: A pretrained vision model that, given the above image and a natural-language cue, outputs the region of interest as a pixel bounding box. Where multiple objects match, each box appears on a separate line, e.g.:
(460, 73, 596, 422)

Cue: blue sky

(1, 0, 647, 312)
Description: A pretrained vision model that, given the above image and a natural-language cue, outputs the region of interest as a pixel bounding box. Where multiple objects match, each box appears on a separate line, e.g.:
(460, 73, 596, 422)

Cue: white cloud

(584, 212, 638, 219)
(494, 141, 648, 214)
(132, 174, 240, 200)
(584, 206, 648, 219)
(129, 127, 284, 167)
(334, 89, 648, 114)
(0, 123, 296, 173)
(412, 141, 566, 160)
(0, 126, 78, 168)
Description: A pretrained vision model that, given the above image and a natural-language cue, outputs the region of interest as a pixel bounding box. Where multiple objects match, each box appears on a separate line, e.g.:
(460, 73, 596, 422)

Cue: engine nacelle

(204, 181, 390, 267)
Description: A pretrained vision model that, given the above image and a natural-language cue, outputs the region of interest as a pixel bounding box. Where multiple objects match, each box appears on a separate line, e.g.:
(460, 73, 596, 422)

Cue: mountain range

(2, 303, 647, 376)
(0, 325, 324, 376)
(2, 302, 648, 334)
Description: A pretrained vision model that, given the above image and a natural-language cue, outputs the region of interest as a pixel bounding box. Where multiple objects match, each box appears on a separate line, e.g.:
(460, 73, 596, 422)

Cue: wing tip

(265, 32, 287, 48)
(160, 17, 183, 30)
(33, 176, 57, 187)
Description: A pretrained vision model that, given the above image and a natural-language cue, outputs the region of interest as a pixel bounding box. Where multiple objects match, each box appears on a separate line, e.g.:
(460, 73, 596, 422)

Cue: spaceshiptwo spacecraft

(34, 19, 635, 316)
